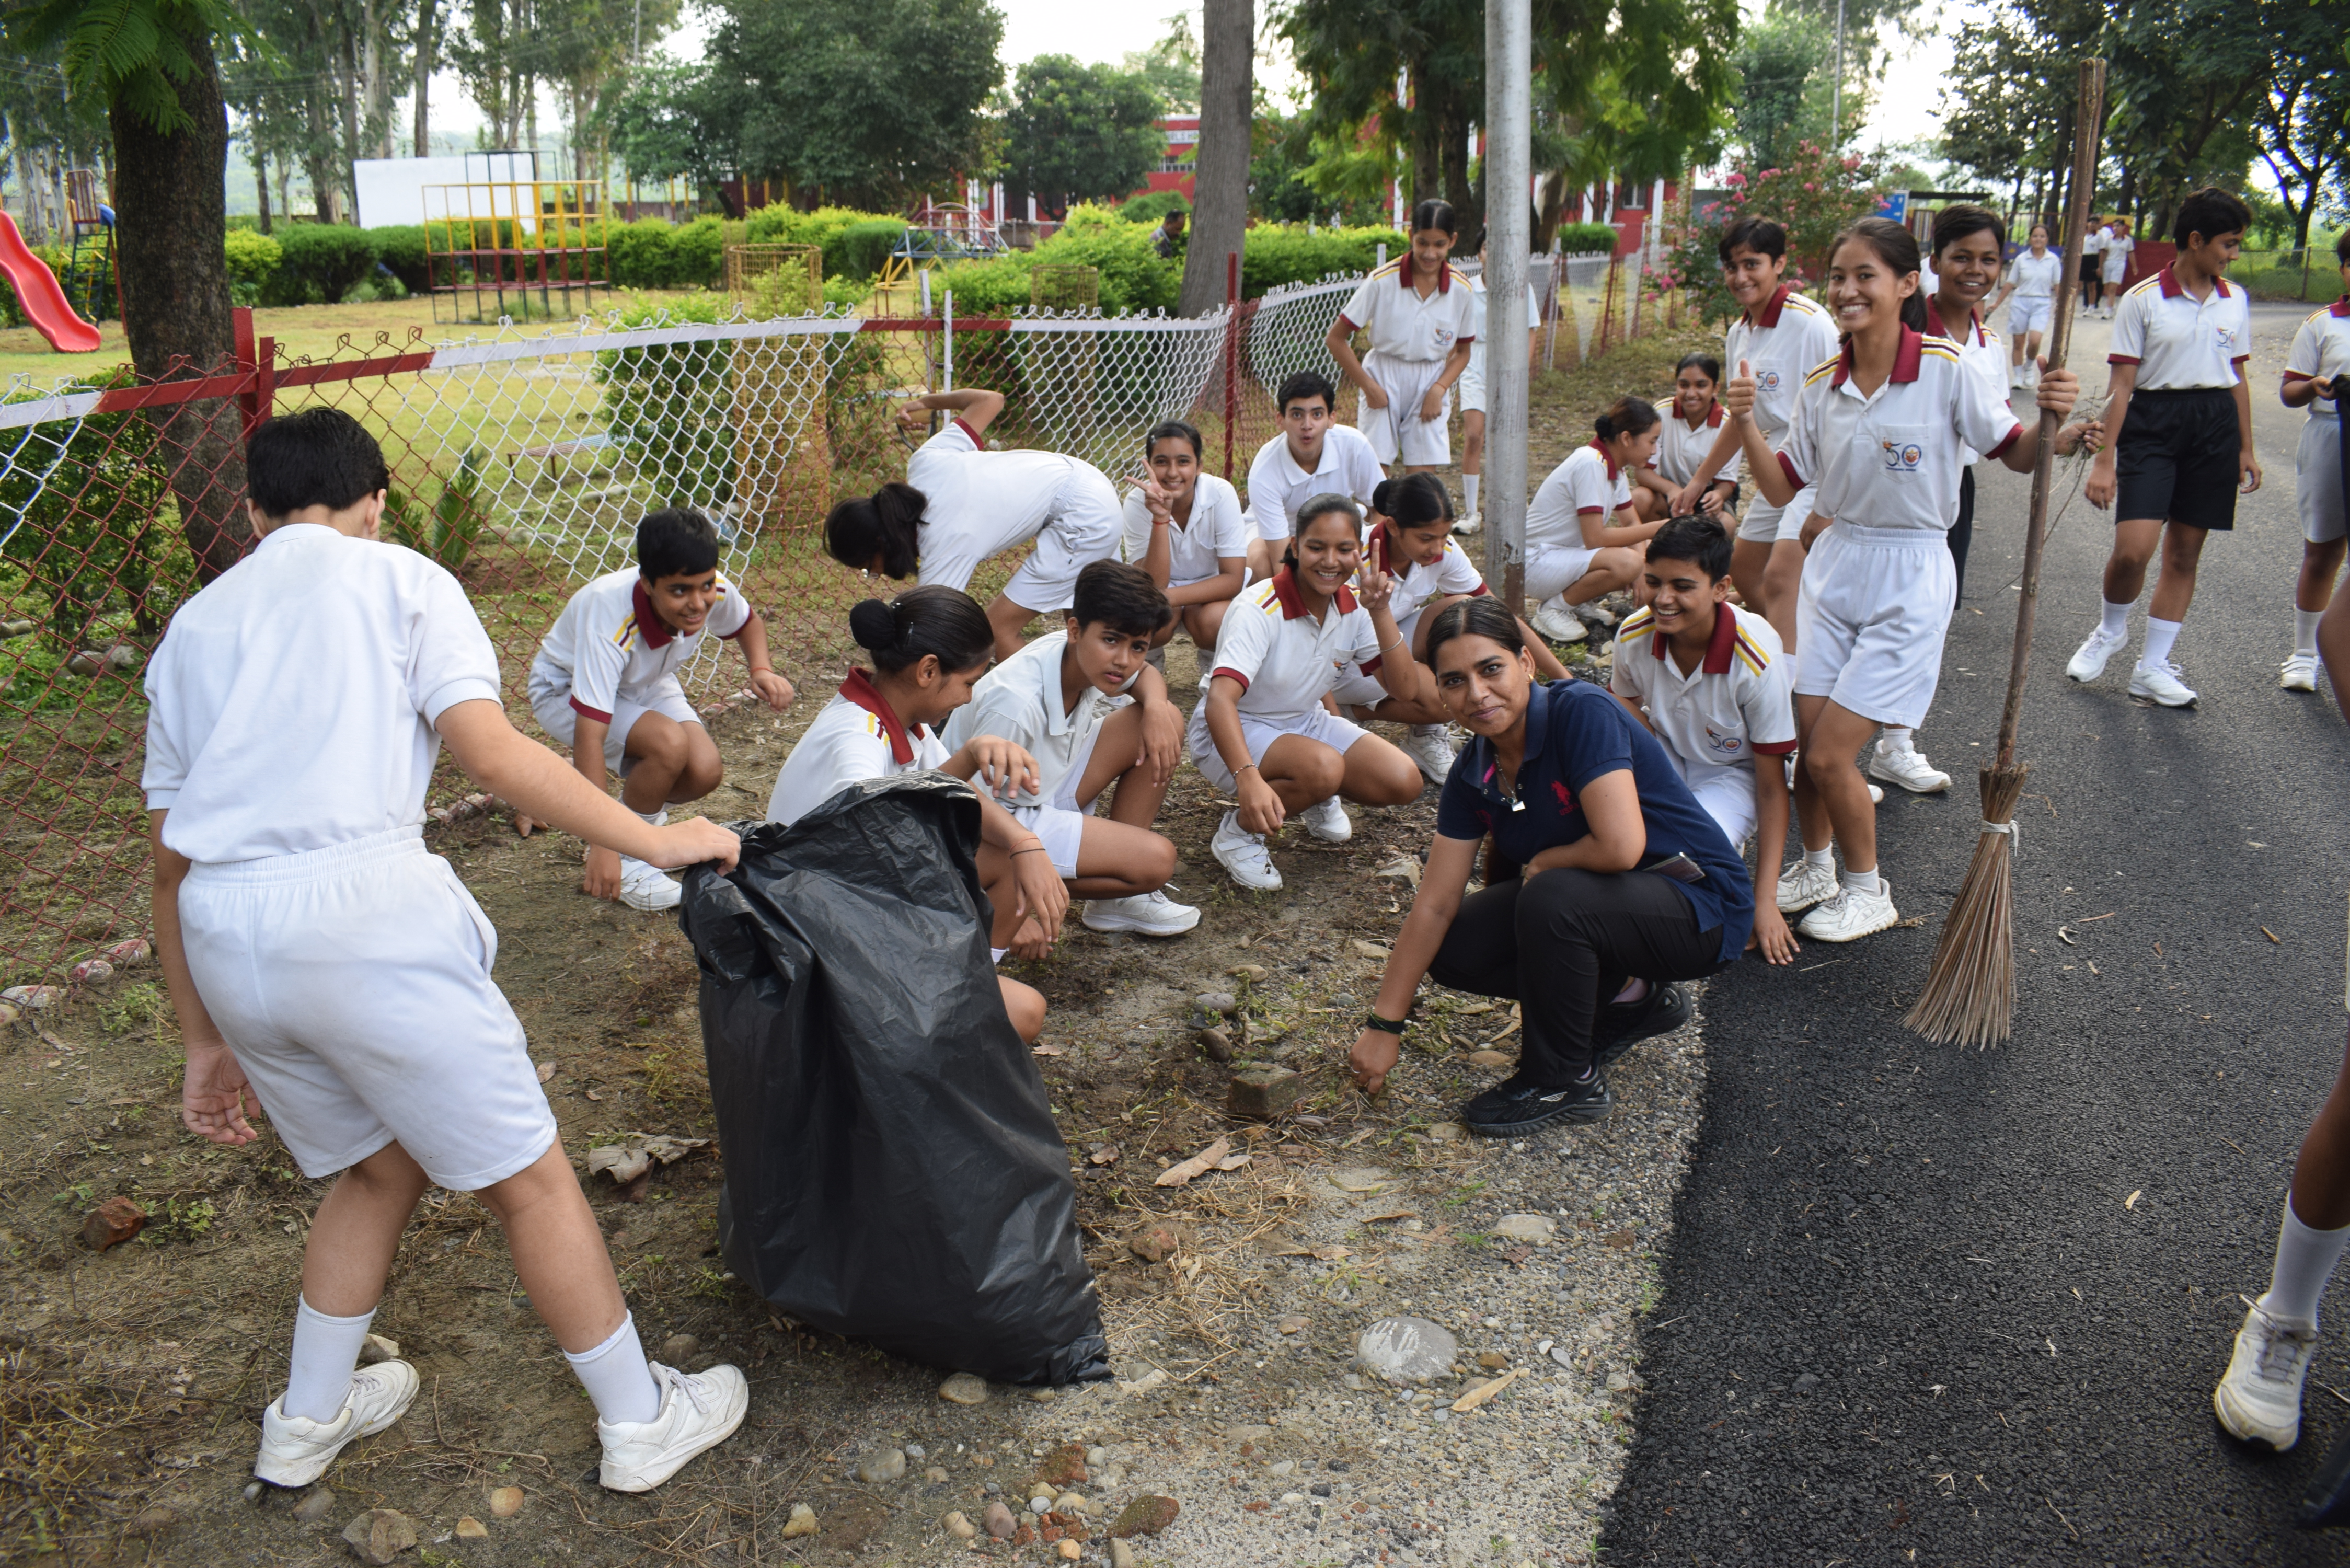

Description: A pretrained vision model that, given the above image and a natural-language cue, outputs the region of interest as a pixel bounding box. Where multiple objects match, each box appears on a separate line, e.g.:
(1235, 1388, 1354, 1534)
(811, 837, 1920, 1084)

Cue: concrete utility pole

(1483, 0, 1530, 612)
(1830, 0, 1846, 141)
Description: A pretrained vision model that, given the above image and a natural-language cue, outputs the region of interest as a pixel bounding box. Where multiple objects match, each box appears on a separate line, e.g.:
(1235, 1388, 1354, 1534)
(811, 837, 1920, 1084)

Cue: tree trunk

(339, 26, 363, 214)
(1177, 0, 1252, 317)
(413, 0, 438, 156)
(1408, 74, 1439, 210)
(253, 142, 273, 236)
(110, 28, 249, 584)
(1441, 103, 1474, 238)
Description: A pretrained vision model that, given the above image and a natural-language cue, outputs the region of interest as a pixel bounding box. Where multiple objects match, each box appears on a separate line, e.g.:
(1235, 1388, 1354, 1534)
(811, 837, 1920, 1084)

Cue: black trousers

(1428, 868, 1726, 1082)
(1947, 465, 1975, 602)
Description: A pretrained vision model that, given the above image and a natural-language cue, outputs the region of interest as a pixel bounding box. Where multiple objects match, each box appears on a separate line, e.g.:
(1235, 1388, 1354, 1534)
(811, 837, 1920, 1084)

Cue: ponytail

(848, 585, 993, 676)
(1593, 395, 1661, 443)
(1384, 472, 1453, 531)
(824, 482, 926, 580)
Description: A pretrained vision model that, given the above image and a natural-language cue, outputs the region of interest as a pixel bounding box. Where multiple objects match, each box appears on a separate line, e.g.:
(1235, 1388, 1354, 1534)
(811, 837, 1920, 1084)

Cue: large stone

(940, 1371, 989, 1404)
(855, 1447, 906, 1484)
(487, 1486, 524, 1518)
(943, 1511, 977, 1540)
(1194, 991, 1239, 1018)
(1105, 1495, 1180, 1539)
(1226, 1065, 1301, 1121)
(1356, 1316, 1460, 1385)
(293, 1488, 337, 1524)
(339, 1508, 418, 1564)
(82, 1197, 146, 1252)
(1492, 1213, 1557, 1243)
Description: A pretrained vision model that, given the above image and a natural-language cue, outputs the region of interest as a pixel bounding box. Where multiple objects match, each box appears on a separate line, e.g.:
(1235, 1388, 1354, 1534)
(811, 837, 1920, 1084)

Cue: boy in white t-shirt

(527, 509, 795, 912)
(1242, 371, 1387, 583)
(2277, 233, 2350, 692)
(145, 410, 749, 1497)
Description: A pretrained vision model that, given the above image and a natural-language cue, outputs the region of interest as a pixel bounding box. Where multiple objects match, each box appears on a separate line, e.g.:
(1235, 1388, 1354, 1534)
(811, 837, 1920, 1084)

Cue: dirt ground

(0, 323, 1715, 1566)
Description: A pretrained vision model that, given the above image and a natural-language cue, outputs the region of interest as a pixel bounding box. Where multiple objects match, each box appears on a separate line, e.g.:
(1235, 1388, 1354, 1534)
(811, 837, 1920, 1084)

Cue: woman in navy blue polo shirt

(1347, 597, 1754, 1134)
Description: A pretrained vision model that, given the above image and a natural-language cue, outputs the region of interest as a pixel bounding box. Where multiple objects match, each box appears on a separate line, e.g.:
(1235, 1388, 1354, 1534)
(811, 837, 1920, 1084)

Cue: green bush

(667, 217, 728, 290)
(826, 218, 907, 282)
(929, 254, 1037, 315)
(371, 225, 431, 293)
(1118, 189, 1190, 224)
(1239, 224, 1407, 296)
(223, 230, 283, 306)
(596, 292, 740, 512)
(1027, 206, 1178, 313)
(266, 224, 381, 306)
(1553, 222, 1619, 255)
(608, 217, 682, 289)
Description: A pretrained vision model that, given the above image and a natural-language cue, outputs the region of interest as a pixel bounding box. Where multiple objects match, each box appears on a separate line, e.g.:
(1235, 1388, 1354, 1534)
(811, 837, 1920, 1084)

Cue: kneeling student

(1631, 353, 1742, 523)
(528, 509, 794, 910)
(148, 409, 750, 1498)
(1524, 397, 1669, 644)
(765, 587, 1067, 1042)
(944, 561, 1200, 937)
(1124, 420, 1249, 653)
(1608, 517, 1799, 964)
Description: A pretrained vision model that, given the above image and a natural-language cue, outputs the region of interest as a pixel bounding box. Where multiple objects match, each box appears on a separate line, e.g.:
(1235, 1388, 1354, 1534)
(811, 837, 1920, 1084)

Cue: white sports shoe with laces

(1403, 724, 1457, 782)
(1452, 510, 1482, 535)
(618, 856, 682, 912)
(1082, 888, 1200, 936)
(1775, 859, 1837, 913)
(2280, 653, 2320, 693)
(1212, 810, 1281, 891)
(2128, 659, 2197, 707)
(254, 1361, 420, 1488)
(2067, 626, 2127, 683)
(1301, 795, 1353, 843)
(1529, 596, 1587, 644)
(2214, 1298, 2320, 1451)
(1868, 739, 1952, 794)
(599, 1362, 749, 1492)
(1796, 880, 1899, 942)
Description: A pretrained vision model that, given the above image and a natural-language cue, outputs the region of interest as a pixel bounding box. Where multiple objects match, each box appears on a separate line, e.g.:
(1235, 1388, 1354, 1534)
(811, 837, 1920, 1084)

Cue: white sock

(1610, 977, 1650, 1005)
(2099, 598, 2132, 640)
(2296, 608, 2325, 659)
(1839, 866, 1881, 896)
(2264, 1197, 2350, 1330)
(1880, 727, 1914, 754)
(1464, 474, 1480, 515)
(284, 1296, 375, 1423)
(565, 1312, 662, 1427)
(2140, 616, 2182, 670)
(1803, 845, 1835, 871)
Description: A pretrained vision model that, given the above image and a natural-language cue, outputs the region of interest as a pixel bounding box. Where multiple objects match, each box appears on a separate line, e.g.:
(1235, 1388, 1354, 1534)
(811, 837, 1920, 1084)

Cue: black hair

(1645, 515, 1734, 582)
(1931, 203, 2006, 261)
(847, 585, 992, 676)
(2337, 230, 2350, 266)
(1070, 559, 1170, 639)
(1282, 492, 1363, 572)
(2174, 187, 2251, 248)
(1276, 370, 1338, 417)
(1145, 419, 1203, 460)
(1368, 477, 1398, 518)
(1718, 217, 1788, 266)
(1829, 217, 1929, 332)
(1410, 198, 1459, 237)
(1674, 351, 1723, 384)
(824, 482, 926, 580)
(1424, 595, 1526, 673)
(245, 407, 390, 518)
(1383, 472, 1452, 532)
(636, 508, 720, 579)
(1594, 395, 1661, 442)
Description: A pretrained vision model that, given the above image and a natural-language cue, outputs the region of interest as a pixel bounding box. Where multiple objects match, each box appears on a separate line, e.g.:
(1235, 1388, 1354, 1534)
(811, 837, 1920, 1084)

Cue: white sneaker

(618, 857, 682, 912)
(598, 1362, 749, 1492)
(2067, 626, 2127, 683)
(2025, 361, 2041, 388)
(2128, 659, 2198, 707)
(1796, 880, 1899, 942)
(1082, 889, 1200, 937)
(1452, 510, 1482, 535)
(254, 1361, 420, 1488)
(1868, 740, 1952, 794)
(1776, 858, 1837, 913)
(2282, 653, 2320, 693)
(2214, 1299, 2320, 1451)
(1529, 596, 1588, 644)
(1403, 724, 1457, 782)
(1577, 599, 1619, 628)
(1212, 809, 1282, 891)
(1301, 795, 1353, 843)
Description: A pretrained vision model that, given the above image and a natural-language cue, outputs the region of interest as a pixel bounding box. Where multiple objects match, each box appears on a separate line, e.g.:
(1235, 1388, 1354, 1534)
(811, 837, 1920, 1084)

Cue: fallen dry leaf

(1468, 1050, 1513, 1068)
(1274, 1243, 1353, 1261)
(1602, 1229, 1636, 1249)
(1358, 1209, 1418, 1224)
(1328, 1171, 1388, 1193)
(1088, 1143, 1121, 1167)
(1215, 1154, 1253, 1171)
(1350, 940, 1390, 960)
(586, 1134, 710, 1186)
(1155, 1137, 1234, 1188)
(1459, 1002, 1494, 1016)
(1500, 1246, 1534, 1266)
(1032, 1042, 1065, 1056)
(1451, 1367, 1522, 1412)
(535, 1060, 557, 1083)
(2125, 1190, 2142, 1210)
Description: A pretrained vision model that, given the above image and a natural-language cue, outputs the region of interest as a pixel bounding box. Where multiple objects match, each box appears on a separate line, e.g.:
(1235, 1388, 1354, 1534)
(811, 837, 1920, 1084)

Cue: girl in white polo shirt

(1990, 223, 2063, 387)
(1727, 216, 2079, 943)
(1123, 419, 1249, 653)
(1633, 352, 1743, 522)
(2277, 232, 2350, 693)
(2066, 186, 2261, 709)
(1327, 199, 1478, 474)
(823, 384, 1122, 663)
(765, 586, 1068, 1041)
(1524, 397, 1668, 645)
(1192, 494, 1434, 891)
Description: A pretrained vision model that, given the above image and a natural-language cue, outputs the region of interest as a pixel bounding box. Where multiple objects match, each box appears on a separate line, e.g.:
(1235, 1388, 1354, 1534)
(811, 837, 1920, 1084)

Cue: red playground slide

(0, 211, 101, 353)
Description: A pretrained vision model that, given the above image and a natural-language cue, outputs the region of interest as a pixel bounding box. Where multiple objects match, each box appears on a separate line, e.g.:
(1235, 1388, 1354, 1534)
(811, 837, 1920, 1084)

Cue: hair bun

(1593, 414, 1615, 440)
(848, 598, 898, 652)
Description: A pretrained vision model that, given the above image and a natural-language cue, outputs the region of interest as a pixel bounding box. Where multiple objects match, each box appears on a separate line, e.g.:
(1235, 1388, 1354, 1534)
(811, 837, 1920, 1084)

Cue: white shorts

(1004, 713, 1113, 877)
(2007, 296, 2053, 337)
(1005, 466, 1124, 614)
(2299, 417, 2345, 544)
(175, 826, 556, 1189)
(1525, 540, 1602, 603)
(1359, 352, 1453, 466)
(529, 671, 698, 777)
(1457, 343, 1487, 415)
(1682, 766, 1757, 851)
(1794, 524, 1956, 730)
(1186, 700, 1369, 791)
(1737, 482, 1820, 545)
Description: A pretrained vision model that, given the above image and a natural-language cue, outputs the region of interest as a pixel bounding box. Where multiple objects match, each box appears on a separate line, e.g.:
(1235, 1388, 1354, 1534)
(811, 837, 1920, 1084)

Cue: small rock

(1, 984, 63, 1011)
(340, 1508, 418, 1564)
(488, 1486, 524, 1518)
(1058, 1540, 1082, 1560)
(1606, 1372, 1632, 1392)
(904, 1443, 926, 1460)
(1229, 964, 1269, 982)
(65, 649, 106, 676)
(294, 1488, 337, 1524)
(0, 1001, 17, 1028)
(68, 958, 114, 986)
(1493, 1213, 1557, 1243)
(1278, 1315, 1309, 1334)
(103, 937, 153, 968)
(1467, 1050, 1513, 1068)
(82, 1196, 147, 1252)
(1111, 1542, 1141, 1568)
(1054, 1491, 1089, 1514)
(1269, 1460, 1294, 1478)
(126, 1505, 177, 1537)
(1477, 1351, 1510, 1370)
(358, 1333, 401, 1365)
(1349, 940, 1388, 960)
(1129, 1222, 1181, 1263)
(1105, 1495, 1180, 1539)
(1343, 1371, 1369, 1390)
(925, 1466, 949, 1482)
(0, 618, 31, 638)
(780, 1502, 818, 1539)
(1310, 1481, 1333, 1497)
(1195, 1026, 1233, 1063)
(1029, 1494, 1054, 1515)
(1035, 1441, 1087, 1488)
(1794, 1371, 1820, 1392)
(1194, 991, 1238, 1017)
(855, 1447, 906, 1484)
(455, 1517, 488, 1538)
(1425, 1121, 1462, 1142)
(983, 1501, 1019, 1539)
(1029, 1387, 1056, 1403)
(244, 1482, 265, 1503)
(106, 644, 140, 671)
(1356, 1316, 1460, 1384)
(940, 1372, 989, 1405)
(944, 1510, 977, 1540)
(1226, 1064, 1301, 1120)
(659, 1333, 699, 1364)
(1085, 1445, 1109, 1467)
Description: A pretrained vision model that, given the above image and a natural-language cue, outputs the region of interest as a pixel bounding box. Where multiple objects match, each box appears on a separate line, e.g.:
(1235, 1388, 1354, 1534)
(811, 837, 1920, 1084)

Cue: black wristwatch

(1364, 1011, 1407, 1035)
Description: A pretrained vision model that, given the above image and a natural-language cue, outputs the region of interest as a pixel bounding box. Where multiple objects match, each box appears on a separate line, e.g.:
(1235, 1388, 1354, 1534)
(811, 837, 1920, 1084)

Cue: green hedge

(224, 230, 283, 306)
(1553, 222, 1620, 255)
(264, 224, 381, 305)
(1239, 224, 1408, 296)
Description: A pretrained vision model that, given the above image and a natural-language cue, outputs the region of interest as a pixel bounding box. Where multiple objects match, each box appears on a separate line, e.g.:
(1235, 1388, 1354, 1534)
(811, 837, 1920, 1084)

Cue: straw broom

(1905, 59, 2107, 1048)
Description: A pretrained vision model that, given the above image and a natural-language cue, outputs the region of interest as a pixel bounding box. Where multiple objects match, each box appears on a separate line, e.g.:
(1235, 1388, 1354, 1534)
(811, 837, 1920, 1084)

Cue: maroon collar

(1401, 260, 1452, 294)
(1925, 297, 1985, 346)
(1270, 564, 1358, 619)
(1830, 326, 1926, 389)
(839, 668, 920, 765)
(1648, 603, 1739, 673)
(632, 580, 674, 648)
(2331, 295, 2350, 319)
(2157, 264, 2233, 301)
(1747, 284, 1792, 329)
(1684, 402, 1725, 430)
(1588, 438, 1621, 480)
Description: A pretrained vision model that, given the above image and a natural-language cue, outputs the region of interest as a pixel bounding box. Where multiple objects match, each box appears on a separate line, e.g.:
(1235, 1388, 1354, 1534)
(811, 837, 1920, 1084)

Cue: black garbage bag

(676, 773, 1111, 1386)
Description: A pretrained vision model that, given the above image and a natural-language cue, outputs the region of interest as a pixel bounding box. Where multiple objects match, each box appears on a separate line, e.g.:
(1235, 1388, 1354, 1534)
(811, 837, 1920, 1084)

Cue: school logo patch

(2215, 326, 2238, 352)
(1433, 328, 1455, 348)
(1881, 439, 1925, 472)
(1755, 368, 1784, 391)
(1702, 723, 1746, 758)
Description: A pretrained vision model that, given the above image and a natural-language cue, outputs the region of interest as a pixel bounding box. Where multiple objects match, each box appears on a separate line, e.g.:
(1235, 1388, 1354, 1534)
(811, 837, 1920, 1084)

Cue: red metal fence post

(1223, 251, 1240, 480)
(232, 306, 274, 440)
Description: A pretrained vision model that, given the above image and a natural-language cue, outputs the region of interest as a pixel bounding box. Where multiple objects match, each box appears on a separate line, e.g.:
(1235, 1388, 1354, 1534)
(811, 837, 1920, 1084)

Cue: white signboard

(353, 152, 540, 228)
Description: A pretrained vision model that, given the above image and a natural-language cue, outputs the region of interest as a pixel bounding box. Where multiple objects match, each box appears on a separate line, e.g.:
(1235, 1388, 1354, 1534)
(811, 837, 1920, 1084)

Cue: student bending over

(1524, 397, 1669, 645)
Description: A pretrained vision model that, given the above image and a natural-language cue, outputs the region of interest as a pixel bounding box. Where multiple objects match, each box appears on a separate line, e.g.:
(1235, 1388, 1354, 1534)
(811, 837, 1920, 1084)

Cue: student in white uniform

(824, 385, 1122, 663)
(1668, 218, 1840, 647)
(1453, 240, 1542, 534)
(2100, 216, 2137, 310)
(1990, 223, 2063, 386)
(1608, 516, 1800, 964)
(1329, 475, 1571, 780)
(2080, 220, 2109, 317)
(1726, 217, 2079, 943)
(1243, 371, 1387, 583)
(1327, 198, 1478, 474)
(944, 561, 1198, 937)
(1524, 397, 1669, 645)
(2066, 187, 2262, 709)
(1193, 494, 1433, 891)
(526, 510, 795, 912)
(144, 410, 750, 1497)
(2279, 234, 2350, 693)
(1632, 353, 1742, 522)
(1124, 420, 1249, 653)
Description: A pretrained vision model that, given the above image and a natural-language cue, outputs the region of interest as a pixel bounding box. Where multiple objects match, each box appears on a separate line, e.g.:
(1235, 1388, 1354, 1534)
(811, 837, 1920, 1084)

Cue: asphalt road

(1602, 299, 2350, 1565)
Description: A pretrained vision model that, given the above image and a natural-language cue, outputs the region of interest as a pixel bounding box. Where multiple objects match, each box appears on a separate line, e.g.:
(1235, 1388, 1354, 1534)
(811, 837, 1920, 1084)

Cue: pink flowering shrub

(1662, 141, 1888, 324)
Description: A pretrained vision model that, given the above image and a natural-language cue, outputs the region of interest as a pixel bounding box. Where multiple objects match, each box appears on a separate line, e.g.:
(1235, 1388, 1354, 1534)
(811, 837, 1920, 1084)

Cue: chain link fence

(0, 255, 1667, 985)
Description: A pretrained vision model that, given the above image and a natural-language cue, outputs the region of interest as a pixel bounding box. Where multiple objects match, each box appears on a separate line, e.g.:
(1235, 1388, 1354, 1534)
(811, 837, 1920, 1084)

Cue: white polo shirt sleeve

(141, 671, 190, 809)
(706, 575, 753, 641)
(2287, 309, 2349, 416)
(1207, 585, 1276, 693)
(1736, 617, 1799, 754)
(1953, 347, 2025, 461)
(2108, 287, 2150, 369)
(1202, 476, 1254, 560)
(1339, 272, 1387, 336)
(951, 675, 1046, 764)
(563, 605, 632, 724)
(1246, 437, 1294, 541)
(1342, 601, 1387, 671)
(1120, 488, 1157, 566)
(1430, 538, 1487, 597)
(410, 568, 506, 723)
(1778, 374, 1828, 493)
(1337, 427, 1386, 510)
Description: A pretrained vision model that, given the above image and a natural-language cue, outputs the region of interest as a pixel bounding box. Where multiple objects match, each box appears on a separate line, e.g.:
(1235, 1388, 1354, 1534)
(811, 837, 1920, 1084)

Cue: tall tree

(1730, 9, 1832, 169)
(1123, 12, 1203, 114)
(2251, 4, 2350, 251)
(1179, 0, 1250, 316)
(1003, 56, 1164, 211)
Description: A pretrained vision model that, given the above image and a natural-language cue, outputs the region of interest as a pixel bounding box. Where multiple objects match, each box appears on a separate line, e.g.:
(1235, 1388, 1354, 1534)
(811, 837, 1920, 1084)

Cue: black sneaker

(1593, 982, 1692, 1068)
(1461, 1071, 1612, 1136)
